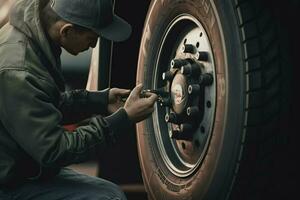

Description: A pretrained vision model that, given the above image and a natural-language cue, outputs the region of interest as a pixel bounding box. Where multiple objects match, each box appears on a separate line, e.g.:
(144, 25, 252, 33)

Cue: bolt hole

(181, 142, 186, 149)
(184, 38, 187, 44)
(200, 126, 205, 133)
(196, 42, 200, 48)
(207, 101, 212, 108)
(195, 140, 200, 148)
(200, 32, 203, 37)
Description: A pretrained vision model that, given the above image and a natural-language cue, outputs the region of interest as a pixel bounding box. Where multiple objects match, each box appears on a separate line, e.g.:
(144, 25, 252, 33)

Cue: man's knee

(84, 178, 127, 200)
(55, 169, 127, 200)
(100, 181, 127, 200)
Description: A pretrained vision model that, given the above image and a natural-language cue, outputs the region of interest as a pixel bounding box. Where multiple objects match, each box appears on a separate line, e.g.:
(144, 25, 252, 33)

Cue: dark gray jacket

(0, 0, 131, 186)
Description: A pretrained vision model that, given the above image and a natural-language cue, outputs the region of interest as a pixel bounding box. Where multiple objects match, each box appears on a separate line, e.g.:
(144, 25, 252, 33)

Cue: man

(0, 0, 157, 199)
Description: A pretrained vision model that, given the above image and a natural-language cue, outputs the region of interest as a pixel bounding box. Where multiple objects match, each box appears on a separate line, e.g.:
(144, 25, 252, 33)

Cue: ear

(59, 23, 74, 37)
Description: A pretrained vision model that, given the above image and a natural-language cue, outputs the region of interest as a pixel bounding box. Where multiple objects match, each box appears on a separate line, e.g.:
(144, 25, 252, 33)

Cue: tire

(136, 0, 291, 199)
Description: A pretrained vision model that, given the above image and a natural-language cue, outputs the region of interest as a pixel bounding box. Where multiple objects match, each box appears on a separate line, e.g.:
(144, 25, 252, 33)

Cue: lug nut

(181, 63, 201, 76)
(165, 112, 179, 124)
(186, 106, 200, 117)
(170, 130, 180, 139)
(188, 84, 201, 95)
(171, 130, 192, 140)
(180, 64, 190, 75)
(196, 51, 209, 61)
(162, 71, 174, 81)
(200, 73, 214, 86)
(180, 123, 194, 133)
(181, 44, 197, 54)
(171, 59, 189, 69)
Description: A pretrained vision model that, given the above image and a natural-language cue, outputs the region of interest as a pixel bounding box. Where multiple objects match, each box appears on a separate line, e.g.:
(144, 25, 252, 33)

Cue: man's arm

(59, 89, 110, 124)
(0, 69, 132, 167)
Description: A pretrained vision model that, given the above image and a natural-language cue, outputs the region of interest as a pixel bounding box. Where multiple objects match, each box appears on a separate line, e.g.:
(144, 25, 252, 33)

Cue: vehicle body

(1, 0, 299, 199)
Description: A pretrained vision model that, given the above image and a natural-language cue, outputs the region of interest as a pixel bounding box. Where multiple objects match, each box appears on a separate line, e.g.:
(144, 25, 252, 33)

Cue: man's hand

(107, 88, 131, 114)
(124, 84, 158, 123)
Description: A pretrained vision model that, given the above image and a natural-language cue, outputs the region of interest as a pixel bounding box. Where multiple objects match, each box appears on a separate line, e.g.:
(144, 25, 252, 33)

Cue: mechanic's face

(59, 24, 98, 55)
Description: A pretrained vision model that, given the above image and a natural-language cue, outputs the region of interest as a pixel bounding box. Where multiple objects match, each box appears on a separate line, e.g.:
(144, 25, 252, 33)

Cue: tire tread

(230, 0, 288, 199)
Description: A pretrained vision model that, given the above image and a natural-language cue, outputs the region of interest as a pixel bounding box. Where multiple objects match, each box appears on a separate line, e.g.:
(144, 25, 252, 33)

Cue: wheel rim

(152, 15, 217, 177)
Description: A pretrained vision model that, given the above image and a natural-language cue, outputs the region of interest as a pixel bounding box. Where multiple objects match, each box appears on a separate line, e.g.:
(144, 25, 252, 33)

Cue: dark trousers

(0, 168, 127, 200)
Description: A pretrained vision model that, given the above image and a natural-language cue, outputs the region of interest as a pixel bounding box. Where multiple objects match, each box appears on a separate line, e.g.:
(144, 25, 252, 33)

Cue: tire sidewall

(136, 0, 245, 199)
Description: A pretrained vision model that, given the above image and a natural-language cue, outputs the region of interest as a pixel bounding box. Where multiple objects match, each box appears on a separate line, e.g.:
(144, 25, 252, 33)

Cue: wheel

(136, 0, 291, 199)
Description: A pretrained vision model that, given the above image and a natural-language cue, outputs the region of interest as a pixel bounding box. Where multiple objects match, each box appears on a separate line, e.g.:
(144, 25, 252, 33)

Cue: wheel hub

(161, 57, 213, 140)
(152, 15, 217, 177)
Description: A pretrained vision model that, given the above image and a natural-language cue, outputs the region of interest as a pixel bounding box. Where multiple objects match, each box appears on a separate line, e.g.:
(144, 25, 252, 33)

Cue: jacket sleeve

(59, 89, 110, 124)
(0, 69, 133, 168)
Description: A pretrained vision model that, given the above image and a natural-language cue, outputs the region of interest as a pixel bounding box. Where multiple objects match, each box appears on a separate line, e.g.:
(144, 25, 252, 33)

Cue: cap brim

(94, 15, 132, 42)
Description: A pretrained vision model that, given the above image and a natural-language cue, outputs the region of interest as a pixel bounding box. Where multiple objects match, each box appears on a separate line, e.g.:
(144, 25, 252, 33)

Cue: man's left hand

(107, 88, 131, 114)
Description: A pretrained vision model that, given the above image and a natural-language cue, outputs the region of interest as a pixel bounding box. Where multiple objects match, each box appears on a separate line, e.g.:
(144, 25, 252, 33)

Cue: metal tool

(121, 88, 169, 103)
(141, 89, 170, 104)
(141, 89, 167, 97)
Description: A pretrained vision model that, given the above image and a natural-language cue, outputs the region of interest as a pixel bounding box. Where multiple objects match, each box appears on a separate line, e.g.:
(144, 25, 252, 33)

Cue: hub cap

(171, 74, 188, 113)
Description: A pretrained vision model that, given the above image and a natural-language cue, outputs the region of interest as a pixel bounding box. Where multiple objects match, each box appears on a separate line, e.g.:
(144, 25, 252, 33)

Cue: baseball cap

(51, 0, 132, 42)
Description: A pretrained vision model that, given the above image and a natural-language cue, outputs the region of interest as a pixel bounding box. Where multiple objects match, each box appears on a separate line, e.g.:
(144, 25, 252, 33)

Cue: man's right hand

(124, 84, 158, 123)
